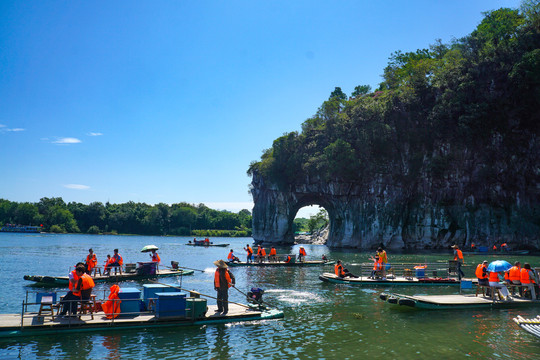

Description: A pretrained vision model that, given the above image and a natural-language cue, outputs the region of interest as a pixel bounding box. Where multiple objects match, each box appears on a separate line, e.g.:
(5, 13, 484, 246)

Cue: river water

(0, 233, 539, 359)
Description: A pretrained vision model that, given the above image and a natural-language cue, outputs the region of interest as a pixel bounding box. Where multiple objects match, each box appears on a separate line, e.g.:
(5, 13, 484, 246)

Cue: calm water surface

(1, 233, 539, 359)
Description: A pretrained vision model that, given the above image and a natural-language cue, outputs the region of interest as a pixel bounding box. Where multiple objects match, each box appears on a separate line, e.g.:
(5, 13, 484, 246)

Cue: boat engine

(247, 288, 264, 305)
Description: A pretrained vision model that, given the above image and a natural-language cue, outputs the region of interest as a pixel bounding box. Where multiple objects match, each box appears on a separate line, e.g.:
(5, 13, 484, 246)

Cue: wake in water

(264, 289, 324, 304)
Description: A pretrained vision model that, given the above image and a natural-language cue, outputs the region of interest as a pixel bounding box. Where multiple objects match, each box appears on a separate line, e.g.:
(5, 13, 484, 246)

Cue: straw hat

(213, 259, 228, 268)
(451, 244, 459, 249)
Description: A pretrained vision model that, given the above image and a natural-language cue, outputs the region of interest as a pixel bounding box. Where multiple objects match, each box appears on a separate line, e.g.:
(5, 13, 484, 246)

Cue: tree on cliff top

(248, 4, 540, 197)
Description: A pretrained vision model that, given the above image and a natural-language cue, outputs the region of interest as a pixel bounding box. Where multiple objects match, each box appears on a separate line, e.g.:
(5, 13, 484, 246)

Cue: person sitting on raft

(369, 255, 382, 279)
(521, 263, 539, 300)
(85, 248, 97, 275)
(227, 249, 240, 263)
(150, 249, 161, 263)
(506, 261, 522, 296)
(60, 263, 95, 316)
(335, 260, 357, 278)
(489, 270, 510, 301)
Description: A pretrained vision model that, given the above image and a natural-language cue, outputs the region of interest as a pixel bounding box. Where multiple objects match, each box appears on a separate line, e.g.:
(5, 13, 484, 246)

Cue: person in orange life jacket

(335, 260, 357, 278)
(60, 264, 95, 316)
(256, 245, 263, 263)
(227, 249, 240, 263)
(488, 270, 510, 300)
(298, 246, 306, 262)
(506, 261, 522, 296)
(377, 247, 388, 279)
(475, 260, 490, 296)
(213, 259, 235, 315)
(369, 255, 382, 279)
(150, 250, 160, 263)
(103, 254, 113, 275)
(85, 248, 97, 275)
(521, 263, 539, 300)
(108, 248, 123, 274)
(269, 247, 277, 262)
(451, 245, 465, 280)
(244, 244, 253, 263)
(493, 245, 497, 251)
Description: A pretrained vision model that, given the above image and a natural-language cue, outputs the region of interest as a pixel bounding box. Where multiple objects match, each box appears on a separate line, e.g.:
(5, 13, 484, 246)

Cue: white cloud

(0, 124, 5, 128)
(88, 132, 103, 136)
(53, 137, 81, 144)
(7, 128, 25, 132)
(64, 184, 90, 190)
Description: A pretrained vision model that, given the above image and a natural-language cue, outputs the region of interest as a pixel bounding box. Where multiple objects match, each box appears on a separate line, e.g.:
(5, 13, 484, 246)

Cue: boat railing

(352, 262, 460, 280)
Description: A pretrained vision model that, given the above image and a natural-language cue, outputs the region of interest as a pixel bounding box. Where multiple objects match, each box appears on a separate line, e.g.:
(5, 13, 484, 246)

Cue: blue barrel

(155, 292, 186, 318)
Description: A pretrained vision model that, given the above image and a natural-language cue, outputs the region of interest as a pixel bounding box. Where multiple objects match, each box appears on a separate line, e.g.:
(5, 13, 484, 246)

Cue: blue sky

(0, 0, 522, 218)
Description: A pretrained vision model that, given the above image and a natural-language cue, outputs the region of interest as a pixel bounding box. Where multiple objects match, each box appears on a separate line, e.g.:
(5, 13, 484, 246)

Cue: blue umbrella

(487, 260, 512, 273)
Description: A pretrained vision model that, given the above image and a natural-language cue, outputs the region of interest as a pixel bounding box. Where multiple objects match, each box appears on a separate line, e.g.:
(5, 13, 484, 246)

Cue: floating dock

(380, 292, 540, 310)
(24, 269, 195, 287)
(0, 303, 283, 338)
(319, 272, 463, 286)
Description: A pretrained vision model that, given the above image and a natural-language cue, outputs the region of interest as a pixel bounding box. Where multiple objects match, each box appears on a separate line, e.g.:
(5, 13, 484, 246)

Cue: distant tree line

(0, 197, 253, 237)
(248, 4, 540, 199)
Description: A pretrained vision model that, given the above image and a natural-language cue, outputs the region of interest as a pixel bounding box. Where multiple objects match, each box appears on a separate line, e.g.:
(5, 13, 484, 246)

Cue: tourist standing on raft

(244, 244, 253, 263)
(214, 259, 235, 315)
(85, 248, 97, 275)
(150, 249, 160, 263)
(377, 247, 388, 280)
(298, 246, 306, 262)
(451, 245, 465, 280)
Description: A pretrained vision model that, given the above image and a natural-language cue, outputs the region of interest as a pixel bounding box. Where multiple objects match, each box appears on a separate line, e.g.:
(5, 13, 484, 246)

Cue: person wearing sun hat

(213, 259, 235, 315)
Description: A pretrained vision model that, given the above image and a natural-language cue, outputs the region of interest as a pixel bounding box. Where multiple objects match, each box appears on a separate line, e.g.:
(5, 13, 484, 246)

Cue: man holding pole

(213, 259, 235, 315)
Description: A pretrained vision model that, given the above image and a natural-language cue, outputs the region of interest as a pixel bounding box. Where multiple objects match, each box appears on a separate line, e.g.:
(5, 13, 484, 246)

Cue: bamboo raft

(0, 303, 284, 338)
(186, 243, 230, 247)
(24, 268, 195, 287)
(319, 272, 462, 286)
(380, 292, 540, 310)
(513, 315, 540, 339)
(227, 260, 335, 267)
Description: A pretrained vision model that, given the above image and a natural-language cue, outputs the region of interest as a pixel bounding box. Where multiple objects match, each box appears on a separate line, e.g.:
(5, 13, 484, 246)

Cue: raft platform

(380, 292, 540, 310)
(227, 260, 335, 267)
(0, 303, 284, 338)
(24, 268, 195, 287)
(513, 315, 540, 339)
(319, 272, 463, 286)
(186, 243, 229, 247)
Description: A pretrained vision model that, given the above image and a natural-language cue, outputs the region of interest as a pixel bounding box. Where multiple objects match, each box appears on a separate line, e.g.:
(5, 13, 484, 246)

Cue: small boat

(513, 315, 540, 339)
(1, 224, 42, 233)
(227, 259, 335, 267)
(24, 268, 195, 287)
(186, 242, 230, 247)
(0, 292, 283, 338)
(379, 292, 540, 310)
(462, 250, 530, 255)
(318, 272, 461, 286)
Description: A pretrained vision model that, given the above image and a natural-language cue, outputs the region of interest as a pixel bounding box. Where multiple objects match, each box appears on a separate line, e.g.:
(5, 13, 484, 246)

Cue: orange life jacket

(73, 273, 95, 297)
(378, 250, 388, 263)
(152, 253, 160, 262)
(257, 247, 262, 256)
(261, 248, 266, 256)
(246, 246, 253, 255)
(113, 254, 123, 266)
(68, 270, 79, 291)
(102, 284, 121, 319)
(227, 251, 234, 261)
(299, 248, 306, 256)
(285, 256, 291, 263)
(454, 249, 463, 262)
(214, 269, 232, 288)
(521, 268, 535, 284)
(475, 264, 487, 279)
(86, 254, 97, 271)
(373, 259, 382, 271)
(508, 266, 521, 281)
(335, 264, 345, 277)
(488, 271, 500, 282)
(269, 248, 276, 256)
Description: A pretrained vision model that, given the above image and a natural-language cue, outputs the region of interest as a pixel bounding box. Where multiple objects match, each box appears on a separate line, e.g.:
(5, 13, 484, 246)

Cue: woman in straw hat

(213, 259, 235, 315)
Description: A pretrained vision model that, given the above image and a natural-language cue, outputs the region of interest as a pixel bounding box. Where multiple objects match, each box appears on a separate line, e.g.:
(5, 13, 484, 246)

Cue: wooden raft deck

(381, 293, 540, 310)
(24, 269, 194, 287)
(319, 272, 467, 286)
(0, 304, 283, 337)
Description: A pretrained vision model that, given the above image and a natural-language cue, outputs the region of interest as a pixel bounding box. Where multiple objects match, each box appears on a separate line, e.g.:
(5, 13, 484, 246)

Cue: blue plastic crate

(155, 292, 186, 318)
(118, 288, 141, 315)
(142, 284, 177, 308)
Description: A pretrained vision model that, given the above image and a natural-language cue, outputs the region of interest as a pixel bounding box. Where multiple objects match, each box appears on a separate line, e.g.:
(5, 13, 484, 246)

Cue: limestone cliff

(250, 140, 540, 250)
